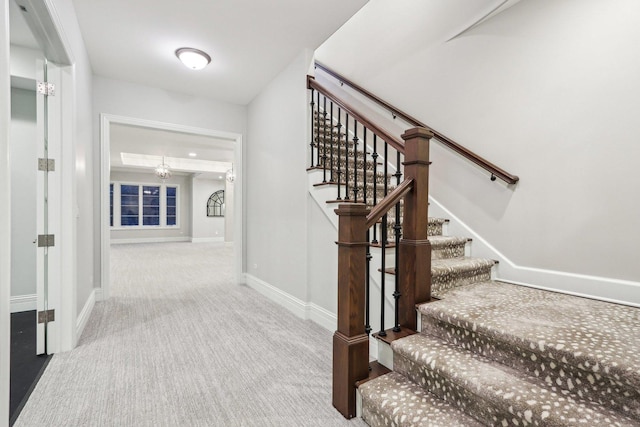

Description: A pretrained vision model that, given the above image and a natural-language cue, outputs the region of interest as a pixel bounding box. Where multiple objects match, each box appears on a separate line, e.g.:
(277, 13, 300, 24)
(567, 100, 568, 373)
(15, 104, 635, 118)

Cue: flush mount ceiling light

(175, 47, 211, 70)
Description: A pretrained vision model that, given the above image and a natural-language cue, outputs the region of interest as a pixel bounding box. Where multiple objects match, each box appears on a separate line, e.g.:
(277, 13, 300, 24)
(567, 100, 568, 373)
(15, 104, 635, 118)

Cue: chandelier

(155, 157, 171, 180)
(226, 164, 235, 183)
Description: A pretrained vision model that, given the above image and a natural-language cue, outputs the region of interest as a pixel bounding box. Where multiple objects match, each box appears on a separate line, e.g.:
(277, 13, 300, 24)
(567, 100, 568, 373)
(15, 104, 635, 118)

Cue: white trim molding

(10, 294, 37, 313)
(307, 303, 337, 332)
(430, 196, 640, 307)
(76, 289, 96, 341)
(245, 273, 338, 331)
(191, 237, 224, 243)
(2, 2, 13, 423)
(245, 273, 308, 319)
(110, 237, 190, 245)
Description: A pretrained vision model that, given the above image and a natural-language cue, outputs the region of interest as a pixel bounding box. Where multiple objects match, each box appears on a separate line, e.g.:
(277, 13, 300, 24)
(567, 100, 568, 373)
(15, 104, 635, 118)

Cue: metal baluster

(393, 150, 402, 333)
(371, 135, 379, 244)
(383, 142, 389, 244)
(365, 229, 372, 336)
(322, 96, 328, 183)
(309, 89, 315, 167)
(362, 130, 367, 206)
(336, 108, 342, 200)
(344, 113, 350, 200)
(330, 102, 335, 182)
(379, 212, 388, 337)
(316, 91, 321, 167)
(352, 121, 359, 201)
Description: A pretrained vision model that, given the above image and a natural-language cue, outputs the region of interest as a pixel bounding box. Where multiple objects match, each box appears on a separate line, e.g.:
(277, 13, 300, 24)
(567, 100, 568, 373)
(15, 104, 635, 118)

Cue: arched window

(207, 190, 225, 217)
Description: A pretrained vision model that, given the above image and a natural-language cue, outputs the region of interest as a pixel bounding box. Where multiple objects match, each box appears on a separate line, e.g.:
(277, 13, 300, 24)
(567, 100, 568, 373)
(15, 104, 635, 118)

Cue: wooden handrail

(307, 75, 405, 154)
(314, 61, 519, 185)
(366, 179, 414, 229)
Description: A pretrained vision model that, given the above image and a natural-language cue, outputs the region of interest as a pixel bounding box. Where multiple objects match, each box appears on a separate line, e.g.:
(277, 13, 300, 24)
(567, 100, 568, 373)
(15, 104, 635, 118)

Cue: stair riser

(431, 244, 466, 260)
(393, 354, 497, 425)
(323, 158, 379, 173)
(317, 145, 369, 161)
(370, 229, 467, 259)
(395, 352, 591, 427)
(429, 222, 444, 237)
(375, 219, 445, 237)
(327, 170, 392, 186)
(432, 269, 492, 295)
(421, 315, 640, 421)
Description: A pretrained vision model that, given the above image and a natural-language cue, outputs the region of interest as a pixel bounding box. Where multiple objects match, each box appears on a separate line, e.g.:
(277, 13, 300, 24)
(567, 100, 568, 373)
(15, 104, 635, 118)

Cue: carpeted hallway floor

(15, 242, 366, 426)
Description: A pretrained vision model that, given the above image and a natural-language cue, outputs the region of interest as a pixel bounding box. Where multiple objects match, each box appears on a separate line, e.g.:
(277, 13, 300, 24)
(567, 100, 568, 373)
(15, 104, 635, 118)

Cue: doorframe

(1, 1, 12, 423)
(99, 114, 245, 301)
(2, 0, 77, 419)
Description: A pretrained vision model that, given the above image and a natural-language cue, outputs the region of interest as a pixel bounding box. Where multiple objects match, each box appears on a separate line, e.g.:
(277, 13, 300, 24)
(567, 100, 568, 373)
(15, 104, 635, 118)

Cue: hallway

(15, 243, 364, 426)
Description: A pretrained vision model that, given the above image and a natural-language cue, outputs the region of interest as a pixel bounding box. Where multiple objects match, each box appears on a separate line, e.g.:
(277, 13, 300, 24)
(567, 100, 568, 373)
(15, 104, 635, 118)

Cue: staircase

(359, 235, 640, 426)
(308, 75, 640, 427)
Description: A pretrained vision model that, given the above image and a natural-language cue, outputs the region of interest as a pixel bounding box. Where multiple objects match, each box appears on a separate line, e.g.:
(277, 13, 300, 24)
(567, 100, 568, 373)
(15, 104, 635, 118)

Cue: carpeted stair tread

(359, 371, 484, 427)
(392, 333, 638, 426)
(418, 281, 640, 419)
(428, 235, 469, 246)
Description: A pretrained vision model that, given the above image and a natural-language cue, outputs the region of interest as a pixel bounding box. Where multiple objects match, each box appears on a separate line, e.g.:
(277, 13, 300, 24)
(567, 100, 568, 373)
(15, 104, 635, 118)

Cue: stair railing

(308, 75, 433, 418)
(314, 61, 519, 185)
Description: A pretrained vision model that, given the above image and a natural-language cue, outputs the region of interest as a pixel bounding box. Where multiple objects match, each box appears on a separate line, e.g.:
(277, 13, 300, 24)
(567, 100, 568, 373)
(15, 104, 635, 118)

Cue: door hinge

(38, 309, 55, 324)
(37, 81, 55, 96)
(37, 234, 55, 247)
(38, 158, 55, 172)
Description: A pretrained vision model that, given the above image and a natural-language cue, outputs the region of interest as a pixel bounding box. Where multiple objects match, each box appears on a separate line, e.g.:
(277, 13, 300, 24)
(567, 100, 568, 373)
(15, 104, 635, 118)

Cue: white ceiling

(70, 0, 368, 105)
(109, 123, 235, 179)
(10, 0, 366, 179)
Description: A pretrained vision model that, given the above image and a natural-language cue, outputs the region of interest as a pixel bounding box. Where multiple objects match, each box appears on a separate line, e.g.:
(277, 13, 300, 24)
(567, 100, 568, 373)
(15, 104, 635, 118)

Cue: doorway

(99, 115, 244, 301)
(6, 0, 76, 424)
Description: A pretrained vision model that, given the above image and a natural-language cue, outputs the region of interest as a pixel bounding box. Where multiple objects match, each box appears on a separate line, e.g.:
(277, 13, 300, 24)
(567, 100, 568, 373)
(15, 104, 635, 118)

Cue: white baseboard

(10, 294, 36, 313)
(245, 273, 308, 319)
(430, 196, 640, 307)
(307, 303, 337, 331)
(76, 289, 96, 341)
(110, 236, 190, 245)
(95, 287, 104, 302)
(191, 237, 224, 243)
(245, 273, 338, 332)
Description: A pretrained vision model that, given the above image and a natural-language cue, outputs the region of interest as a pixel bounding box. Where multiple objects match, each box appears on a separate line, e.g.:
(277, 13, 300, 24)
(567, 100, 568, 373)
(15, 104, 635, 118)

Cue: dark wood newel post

(398, 127, 433, 330)
(333, 203, 369, 419)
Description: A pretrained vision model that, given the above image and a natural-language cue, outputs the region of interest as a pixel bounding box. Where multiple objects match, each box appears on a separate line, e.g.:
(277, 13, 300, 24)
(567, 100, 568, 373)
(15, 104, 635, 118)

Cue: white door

(35, 59, 61, 355)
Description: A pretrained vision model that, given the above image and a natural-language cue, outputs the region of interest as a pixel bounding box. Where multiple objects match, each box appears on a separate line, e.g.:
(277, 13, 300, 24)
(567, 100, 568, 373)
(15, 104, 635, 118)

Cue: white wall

(191, 177, 225, 242)
(10, 87, 37, 302)
(110, 170, 191, 242)
(9, 45, 40, 85)
(316, 0, 640, 291)
(191, 178, 229, 242)
(307, 195, 338, 314)
(93, 76, 247, 286)
(1, 0, 12, 422)
(245, 49, 313, 301)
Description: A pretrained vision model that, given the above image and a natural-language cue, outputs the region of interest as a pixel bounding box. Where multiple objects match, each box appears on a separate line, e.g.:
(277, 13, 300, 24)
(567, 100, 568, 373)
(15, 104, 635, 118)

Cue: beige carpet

(15, 242, 366, 427)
